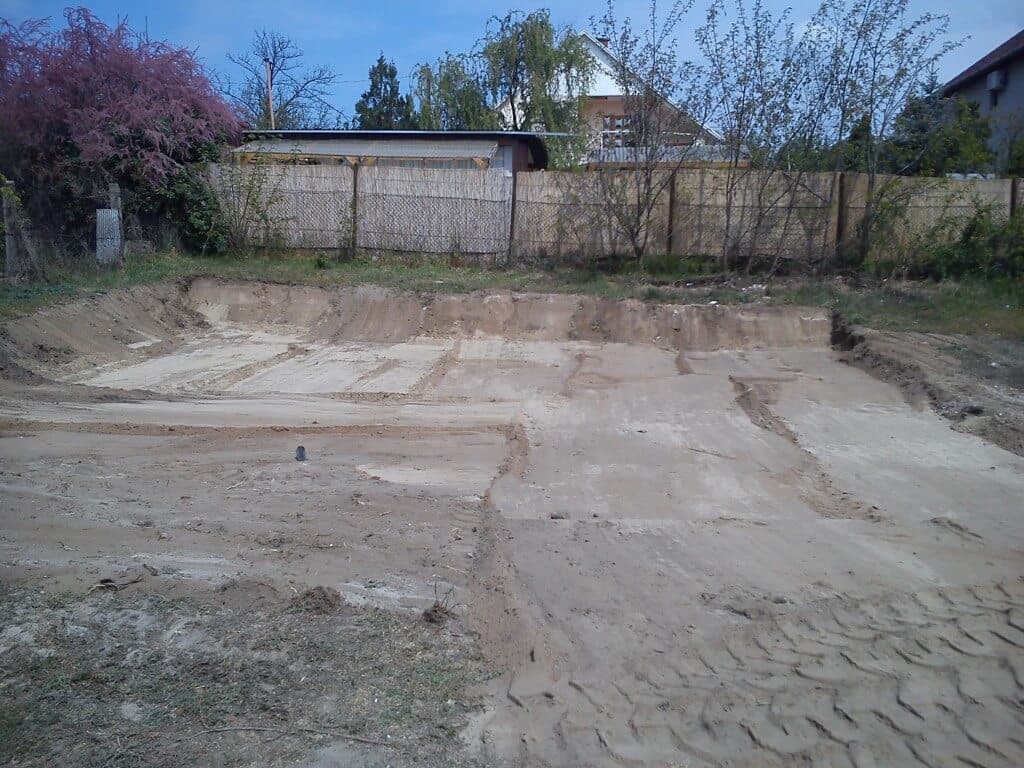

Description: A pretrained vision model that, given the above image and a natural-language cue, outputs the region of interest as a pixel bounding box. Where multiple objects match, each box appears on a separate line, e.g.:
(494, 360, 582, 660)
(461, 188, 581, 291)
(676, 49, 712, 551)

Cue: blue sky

(3, 0, 1022, 121)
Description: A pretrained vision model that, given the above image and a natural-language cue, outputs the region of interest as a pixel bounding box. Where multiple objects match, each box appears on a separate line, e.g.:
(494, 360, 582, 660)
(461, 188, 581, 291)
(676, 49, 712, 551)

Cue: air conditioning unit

(987, 69, 1007, 91)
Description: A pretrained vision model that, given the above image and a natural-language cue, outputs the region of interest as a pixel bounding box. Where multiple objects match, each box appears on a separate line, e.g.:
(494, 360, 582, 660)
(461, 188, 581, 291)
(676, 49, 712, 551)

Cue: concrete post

(96, 208, 123, 266)
(109, 183, 125, 259)
(108, 183, 122, 213)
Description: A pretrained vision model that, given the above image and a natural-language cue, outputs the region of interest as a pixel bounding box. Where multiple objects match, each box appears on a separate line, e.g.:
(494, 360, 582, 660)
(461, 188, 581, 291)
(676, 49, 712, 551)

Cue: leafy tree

(0, 8, 241, 254)
(827, 78, 993, 178)
(222, 30, 344, 130)
(884, 79, 993, 176)
(132, 144, 229, 254)
(413, 54, 497, 130)
(1007, 133, 1024, 177)
(478, 10, 593, 133)
(354, 55, 416, 129)
(879, 76, 943, 174)
(406, 11, 593, 138)
(834, 113, 875, 172)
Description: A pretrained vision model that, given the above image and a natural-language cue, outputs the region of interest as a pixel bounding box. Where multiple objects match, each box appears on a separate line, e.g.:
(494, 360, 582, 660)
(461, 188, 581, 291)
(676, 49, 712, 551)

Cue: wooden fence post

(667, 170, 677, 255)
(2, 181, 18, 279)
(695, 168, 706, 255)
(1011, 177, 1020, 219)
(834, 172, 848, 257)
(348, 159, 359, 257)
(507, 169, 518, 266)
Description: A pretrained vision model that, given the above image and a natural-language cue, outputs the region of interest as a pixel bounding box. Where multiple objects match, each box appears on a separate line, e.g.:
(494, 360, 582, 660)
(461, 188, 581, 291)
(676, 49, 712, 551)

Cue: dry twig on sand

(182, 725, 400, 749)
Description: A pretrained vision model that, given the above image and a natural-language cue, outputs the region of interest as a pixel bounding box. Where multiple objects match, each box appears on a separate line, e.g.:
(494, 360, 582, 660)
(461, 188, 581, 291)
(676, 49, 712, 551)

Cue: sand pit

(2, 278, 1023, 767)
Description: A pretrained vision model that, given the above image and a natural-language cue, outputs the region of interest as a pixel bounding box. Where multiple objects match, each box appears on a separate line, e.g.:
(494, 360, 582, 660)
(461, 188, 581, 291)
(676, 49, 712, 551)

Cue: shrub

(917, 206, 1024, 279)
(641, 252, 719, 277)
(640, 252, 681, 275)
(132, 161, 230, 255)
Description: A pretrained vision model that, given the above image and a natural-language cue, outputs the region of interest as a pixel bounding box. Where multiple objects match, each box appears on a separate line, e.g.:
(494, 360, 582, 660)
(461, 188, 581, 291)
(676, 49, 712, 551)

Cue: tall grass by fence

(207, 162, 1022, 268)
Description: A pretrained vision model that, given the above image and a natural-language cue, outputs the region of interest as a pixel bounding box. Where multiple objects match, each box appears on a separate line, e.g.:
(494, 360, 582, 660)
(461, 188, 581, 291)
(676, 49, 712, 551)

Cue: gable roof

(579, 32, 624, 96)
(577, 32, 723, 142)
(943, 29, 1024, 95)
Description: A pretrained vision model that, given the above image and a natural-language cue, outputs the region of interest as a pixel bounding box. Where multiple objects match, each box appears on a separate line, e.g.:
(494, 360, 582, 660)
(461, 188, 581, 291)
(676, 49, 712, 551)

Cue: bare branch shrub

(694, 0, 831, 273)
(589, 0, 710, 266)
(207, 162, 288, 251)
(806, 0, 960, 268)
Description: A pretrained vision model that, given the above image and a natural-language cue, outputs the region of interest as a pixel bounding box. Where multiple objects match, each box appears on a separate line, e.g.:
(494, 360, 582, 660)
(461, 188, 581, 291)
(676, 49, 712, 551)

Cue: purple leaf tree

(0, 8, 242, 248)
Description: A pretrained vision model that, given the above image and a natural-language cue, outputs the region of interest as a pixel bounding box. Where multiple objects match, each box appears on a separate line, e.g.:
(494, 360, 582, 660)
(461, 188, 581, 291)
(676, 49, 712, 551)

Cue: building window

(601, 115, 631, 147)
(990, 90, 1000, 108)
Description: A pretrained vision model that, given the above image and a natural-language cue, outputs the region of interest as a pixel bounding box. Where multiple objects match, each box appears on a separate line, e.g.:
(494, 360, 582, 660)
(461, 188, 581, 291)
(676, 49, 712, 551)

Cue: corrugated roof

(242, 130, 550, 140)
(240, 130, 551, 168)
(943, 29, 1024, 94)
(234, 138, 499, 160)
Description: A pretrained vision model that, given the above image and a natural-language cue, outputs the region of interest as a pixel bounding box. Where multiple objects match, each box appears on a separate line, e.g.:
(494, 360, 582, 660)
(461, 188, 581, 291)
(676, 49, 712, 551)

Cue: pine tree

(885, 75, 993, 176)
(354, 55, 416, 130)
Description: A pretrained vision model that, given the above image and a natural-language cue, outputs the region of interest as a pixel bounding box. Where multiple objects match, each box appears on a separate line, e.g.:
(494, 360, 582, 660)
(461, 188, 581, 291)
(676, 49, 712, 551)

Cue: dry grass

(0, 584, 490, 768)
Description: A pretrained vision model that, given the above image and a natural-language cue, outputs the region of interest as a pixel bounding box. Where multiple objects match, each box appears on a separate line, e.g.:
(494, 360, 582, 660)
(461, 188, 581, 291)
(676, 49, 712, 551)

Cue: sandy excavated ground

(1, 278, 1023, 768)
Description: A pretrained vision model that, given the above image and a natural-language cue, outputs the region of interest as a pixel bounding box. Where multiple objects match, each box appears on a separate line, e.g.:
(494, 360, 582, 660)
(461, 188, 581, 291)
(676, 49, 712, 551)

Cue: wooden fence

(669, 169, 839, 263)
(208, 163, 1021, 266)
(358, 166, 511, 255)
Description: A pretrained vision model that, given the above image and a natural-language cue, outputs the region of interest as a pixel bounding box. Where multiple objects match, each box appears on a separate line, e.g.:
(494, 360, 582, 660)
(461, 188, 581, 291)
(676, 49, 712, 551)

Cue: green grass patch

(774, 278, 1024, 339)
(0, 251, 199, 318)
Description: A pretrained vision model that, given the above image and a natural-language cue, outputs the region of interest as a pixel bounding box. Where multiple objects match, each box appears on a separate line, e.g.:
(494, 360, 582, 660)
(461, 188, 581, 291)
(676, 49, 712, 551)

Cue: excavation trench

(2, 278, 1023, 768)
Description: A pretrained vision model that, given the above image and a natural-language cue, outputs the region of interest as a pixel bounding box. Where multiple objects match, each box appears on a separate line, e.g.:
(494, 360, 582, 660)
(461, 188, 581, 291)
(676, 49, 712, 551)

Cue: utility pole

(264, 57, 275, 130)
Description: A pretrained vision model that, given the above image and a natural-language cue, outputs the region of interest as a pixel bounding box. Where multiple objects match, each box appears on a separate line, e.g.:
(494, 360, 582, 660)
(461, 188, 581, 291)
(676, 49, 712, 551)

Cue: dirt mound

(187, 278, 832, 350)
(1, 281, 204, 382)
(1, 279, 832, 386)
(216, 577, 281, 610)
(290, 585, 345, 613)
(0, 339, 46, 384)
